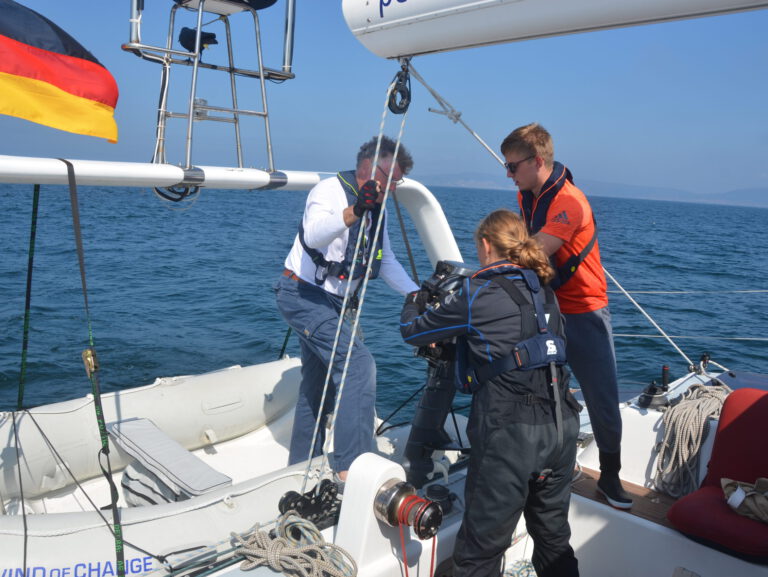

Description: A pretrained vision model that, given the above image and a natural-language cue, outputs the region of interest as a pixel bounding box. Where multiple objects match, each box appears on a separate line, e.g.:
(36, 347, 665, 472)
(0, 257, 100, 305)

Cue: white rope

(233, 511, 356, 576)
(301, 64, 411, 490)
(326, 74, 411, 465)
(654, 382, 732, 498)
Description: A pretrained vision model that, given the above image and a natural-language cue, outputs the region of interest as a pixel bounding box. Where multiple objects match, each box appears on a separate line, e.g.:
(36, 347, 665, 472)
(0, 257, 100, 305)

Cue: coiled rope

(233, 511, 356, 577)
(654, 382, 732, 498)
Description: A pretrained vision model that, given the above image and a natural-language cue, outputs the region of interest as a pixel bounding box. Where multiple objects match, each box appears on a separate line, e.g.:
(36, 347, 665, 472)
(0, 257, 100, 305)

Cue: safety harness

(520, 162, 597, 290)
(466, 270, 566, 386)
(298, 170, 385, 286)
(457, 269, 569, 453)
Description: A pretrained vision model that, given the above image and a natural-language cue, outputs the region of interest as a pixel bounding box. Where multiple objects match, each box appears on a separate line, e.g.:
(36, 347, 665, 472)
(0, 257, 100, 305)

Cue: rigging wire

(408, 64, 725, 372)
(604, 268, 694, 368)
(409, 63, 504, 167)
(8, 182, 163, 566)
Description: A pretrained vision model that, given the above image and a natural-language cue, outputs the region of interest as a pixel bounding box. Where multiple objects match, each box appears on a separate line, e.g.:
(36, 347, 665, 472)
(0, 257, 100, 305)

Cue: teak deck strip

(572, 466, 678, 529)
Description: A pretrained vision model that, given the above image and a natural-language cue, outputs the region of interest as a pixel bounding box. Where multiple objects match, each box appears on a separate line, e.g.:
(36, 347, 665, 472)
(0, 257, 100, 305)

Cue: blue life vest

(456, 269, 566, 394)
(298, 170, 385, 285)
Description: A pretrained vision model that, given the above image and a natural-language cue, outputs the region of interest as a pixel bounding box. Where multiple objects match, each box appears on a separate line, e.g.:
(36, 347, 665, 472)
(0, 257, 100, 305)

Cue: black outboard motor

(403, 260, 474, 488)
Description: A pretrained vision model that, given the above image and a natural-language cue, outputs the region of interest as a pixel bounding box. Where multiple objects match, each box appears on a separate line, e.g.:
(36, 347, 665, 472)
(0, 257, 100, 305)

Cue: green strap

(279, 327, 292, 359)
(18, 184, 41, 410)
(61, 159, 126, 577)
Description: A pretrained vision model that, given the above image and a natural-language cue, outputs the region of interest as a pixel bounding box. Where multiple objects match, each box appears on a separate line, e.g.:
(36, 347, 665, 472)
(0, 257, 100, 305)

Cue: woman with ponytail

(400, 209, 581, 577)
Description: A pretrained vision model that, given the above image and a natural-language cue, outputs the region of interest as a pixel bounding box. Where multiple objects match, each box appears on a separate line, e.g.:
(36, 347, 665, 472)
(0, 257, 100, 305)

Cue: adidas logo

(552, 211, 570, 225)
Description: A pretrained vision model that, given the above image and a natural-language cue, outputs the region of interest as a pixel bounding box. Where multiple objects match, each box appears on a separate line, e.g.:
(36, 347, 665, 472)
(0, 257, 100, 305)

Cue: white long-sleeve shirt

(284, 175, 418, 297)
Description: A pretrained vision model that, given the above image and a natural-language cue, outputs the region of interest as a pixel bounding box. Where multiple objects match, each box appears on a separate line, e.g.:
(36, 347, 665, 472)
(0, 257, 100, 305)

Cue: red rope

(399, 522, 409, 577)
(430, 535, 436, 577)
(396, 494, 439, 577)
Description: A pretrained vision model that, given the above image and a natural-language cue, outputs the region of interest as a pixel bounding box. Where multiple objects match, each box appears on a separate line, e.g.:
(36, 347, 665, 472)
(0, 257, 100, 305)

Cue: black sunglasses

(377, 164, 404, 185)
(504, 155, 536, 174)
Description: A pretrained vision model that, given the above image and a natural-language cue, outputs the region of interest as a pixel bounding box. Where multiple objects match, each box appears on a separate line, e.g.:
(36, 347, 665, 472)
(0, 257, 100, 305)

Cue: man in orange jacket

(501, 123, 632, 509)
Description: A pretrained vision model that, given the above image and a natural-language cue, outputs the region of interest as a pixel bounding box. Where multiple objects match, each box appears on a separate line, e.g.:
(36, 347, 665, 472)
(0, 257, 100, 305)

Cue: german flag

(0, 0, 118, 142)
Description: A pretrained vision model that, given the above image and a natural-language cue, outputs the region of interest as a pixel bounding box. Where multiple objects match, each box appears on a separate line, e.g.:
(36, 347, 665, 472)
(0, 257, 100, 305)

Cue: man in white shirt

(276, 136, 418, 481)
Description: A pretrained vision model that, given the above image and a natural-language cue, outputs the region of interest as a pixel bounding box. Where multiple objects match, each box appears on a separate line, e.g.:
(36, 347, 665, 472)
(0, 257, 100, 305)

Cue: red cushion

(703, 388, 768, 487)
(667, 388, 768, 560)
(668, 485, 768, 558)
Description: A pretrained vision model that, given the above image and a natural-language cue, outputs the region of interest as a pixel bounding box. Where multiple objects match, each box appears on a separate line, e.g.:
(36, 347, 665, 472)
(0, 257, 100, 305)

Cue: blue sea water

(1, 183, 766, 415)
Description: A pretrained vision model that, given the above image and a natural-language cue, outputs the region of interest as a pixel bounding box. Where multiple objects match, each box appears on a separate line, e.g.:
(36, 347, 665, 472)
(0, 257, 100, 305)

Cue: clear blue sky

(3, 2, 767, 195)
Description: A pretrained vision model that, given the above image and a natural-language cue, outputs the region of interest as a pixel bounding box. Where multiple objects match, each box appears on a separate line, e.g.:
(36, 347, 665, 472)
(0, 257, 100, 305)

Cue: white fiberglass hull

(2, 369, 768, 577)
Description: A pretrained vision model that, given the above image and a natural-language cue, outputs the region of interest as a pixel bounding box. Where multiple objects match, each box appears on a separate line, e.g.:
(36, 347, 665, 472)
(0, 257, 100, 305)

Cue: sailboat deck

(572, 466, 677, 528)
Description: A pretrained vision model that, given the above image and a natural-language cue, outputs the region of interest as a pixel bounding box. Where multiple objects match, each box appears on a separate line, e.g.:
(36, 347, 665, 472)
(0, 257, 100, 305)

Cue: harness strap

(470, 273, 564, 385)
(551, 215, 598, 290)
(550, 361, 564, 455)
(470, 273, 566, 454)
(60, 159, 126, 577)
(298, 172, 384, 286)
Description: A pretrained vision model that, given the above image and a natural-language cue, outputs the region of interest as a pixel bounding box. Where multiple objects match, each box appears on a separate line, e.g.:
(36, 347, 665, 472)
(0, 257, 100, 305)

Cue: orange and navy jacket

(518, 162, 608, 314)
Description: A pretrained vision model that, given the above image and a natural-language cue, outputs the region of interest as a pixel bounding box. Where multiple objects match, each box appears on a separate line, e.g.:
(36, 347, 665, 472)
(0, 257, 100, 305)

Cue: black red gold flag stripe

(0, 0, 119, 141)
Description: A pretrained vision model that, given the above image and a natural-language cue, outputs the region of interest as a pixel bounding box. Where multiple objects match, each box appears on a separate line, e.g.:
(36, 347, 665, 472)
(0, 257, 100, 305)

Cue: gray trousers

(563, 306, 622, 454)
(275, 275, 375, 472)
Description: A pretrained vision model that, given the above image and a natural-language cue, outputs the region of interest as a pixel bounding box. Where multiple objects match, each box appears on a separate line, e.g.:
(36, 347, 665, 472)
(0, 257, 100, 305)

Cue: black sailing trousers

(452, 399, 580, 577)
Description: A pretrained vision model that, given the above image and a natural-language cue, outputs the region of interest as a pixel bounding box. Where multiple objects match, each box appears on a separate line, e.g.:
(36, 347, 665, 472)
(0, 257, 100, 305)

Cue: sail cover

(0, 0, 119, 141)
(344, 0, 768, 59)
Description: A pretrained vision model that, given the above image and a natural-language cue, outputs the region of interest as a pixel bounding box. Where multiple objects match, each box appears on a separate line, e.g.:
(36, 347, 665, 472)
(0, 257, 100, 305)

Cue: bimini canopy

(343, 0, 768, 59)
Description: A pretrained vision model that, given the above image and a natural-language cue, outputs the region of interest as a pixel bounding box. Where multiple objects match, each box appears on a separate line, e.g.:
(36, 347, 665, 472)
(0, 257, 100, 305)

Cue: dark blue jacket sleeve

(399, 281, 471, 346)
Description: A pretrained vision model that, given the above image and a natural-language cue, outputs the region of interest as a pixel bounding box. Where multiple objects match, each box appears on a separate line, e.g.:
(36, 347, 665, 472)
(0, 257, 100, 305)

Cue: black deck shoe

(597, 472, 633, 509)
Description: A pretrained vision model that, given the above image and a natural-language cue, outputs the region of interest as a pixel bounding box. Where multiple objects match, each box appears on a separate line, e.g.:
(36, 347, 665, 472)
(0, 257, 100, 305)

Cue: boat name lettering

(380, 0, 408, 19)
(1, 558, 154, 577)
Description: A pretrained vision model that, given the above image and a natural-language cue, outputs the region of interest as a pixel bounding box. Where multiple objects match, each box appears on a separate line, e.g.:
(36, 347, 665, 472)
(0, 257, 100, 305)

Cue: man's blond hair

(500, 123, 554, 168)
